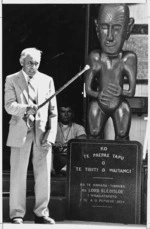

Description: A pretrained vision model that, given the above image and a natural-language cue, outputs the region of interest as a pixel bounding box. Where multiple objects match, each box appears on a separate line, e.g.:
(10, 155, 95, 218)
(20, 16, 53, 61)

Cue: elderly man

(4, 47, 57, 224)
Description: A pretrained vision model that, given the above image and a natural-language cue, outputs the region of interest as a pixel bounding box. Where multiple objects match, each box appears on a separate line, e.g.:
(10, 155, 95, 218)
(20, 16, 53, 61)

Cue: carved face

(96, 4, 130, 56)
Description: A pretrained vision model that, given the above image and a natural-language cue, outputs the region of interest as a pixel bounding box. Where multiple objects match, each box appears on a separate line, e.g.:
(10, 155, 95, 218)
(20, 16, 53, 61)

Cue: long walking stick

(38, 64, 90, 110)
(24, 65, 90, 127)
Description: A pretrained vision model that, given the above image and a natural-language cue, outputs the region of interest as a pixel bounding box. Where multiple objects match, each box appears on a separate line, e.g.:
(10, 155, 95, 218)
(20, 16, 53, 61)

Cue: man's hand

(41, 140, 52, 151)
(53, 142, 67, 154)
(54, 142, 65, 149)
(26, 104, 38, 116)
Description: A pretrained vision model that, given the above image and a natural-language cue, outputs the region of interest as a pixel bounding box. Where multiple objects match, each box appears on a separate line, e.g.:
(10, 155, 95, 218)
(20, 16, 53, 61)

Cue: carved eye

(113, 25, 122, 32)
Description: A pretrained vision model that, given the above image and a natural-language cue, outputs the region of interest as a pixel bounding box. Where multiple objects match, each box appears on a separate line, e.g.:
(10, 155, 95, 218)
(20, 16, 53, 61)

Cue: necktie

(28, 76, 36, 104)
(28, 76, 37, 128)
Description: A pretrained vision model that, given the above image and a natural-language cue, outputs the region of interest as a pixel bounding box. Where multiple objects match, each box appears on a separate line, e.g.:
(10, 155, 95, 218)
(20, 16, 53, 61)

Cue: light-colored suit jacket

(5, 70, 58, 148)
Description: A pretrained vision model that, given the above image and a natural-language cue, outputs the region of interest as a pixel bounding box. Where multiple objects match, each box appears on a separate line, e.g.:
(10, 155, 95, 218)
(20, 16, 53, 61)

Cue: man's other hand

(26, 104, 38, 115)
(41, 140, 52, 151)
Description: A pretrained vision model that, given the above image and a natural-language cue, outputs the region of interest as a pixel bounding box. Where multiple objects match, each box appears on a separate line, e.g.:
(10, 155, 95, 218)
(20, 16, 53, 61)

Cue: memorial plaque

(67, 140, 142, 224)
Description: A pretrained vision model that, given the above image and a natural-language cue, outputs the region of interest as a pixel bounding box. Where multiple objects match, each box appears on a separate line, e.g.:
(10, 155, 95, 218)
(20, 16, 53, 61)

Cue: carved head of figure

(95, 4, 134, 56)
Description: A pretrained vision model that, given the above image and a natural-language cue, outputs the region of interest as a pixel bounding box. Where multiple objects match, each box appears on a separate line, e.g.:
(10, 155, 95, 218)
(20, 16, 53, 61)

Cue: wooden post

(83, 4, 90, 129)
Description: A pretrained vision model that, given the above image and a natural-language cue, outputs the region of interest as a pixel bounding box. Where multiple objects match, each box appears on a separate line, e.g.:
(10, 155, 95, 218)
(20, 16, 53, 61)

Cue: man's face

(97, 5, 128, 56)
(22, 54, 40, 77)
(59, 107, 73, 125)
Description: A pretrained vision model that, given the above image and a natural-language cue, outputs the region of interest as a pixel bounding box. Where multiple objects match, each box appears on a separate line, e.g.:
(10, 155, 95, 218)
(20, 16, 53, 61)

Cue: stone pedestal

(67, 140, 142, 224)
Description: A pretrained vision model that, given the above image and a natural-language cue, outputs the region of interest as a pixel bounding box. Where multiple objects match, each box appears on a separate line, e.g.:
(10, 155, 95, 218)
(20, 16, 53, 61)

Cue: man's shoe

(11, 217, 23, 224)
(34, 215, 55, 224)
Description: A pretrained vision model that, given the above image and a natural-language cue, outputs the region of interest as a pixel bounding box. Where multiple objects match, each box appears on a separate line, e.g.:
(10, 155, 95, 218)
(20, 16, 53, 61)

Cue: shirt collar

(59, 122, 72, 128)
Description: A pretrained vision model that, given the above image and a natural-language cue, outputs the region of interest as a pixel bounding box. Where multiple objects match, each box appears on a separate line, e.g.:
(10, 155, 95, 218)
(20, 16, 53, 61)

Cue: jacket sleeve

(44, 77, 58, 144)
(4, 76, 28, 117)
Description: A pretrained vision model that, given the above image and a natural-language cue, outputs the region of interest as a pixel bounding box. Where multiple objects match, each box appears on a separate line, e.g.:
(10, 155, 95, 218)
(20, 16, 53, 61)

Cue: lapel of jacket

(17, 71, 29, 103)
(35, 71, 41, 105)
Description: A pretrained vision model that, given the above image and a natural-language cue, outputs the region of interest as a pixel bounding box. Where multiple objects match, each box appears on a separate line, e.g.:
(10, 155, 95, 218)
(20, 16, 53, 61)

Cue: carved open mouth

(104, 43, 116, 47)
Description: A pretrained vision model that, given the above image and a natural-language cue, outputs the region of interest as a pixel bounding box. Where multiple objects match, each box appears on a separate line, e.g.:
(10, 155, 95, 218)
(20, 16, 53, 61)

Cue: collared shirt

(56, 122, 86, 144)
(22, 69, 38, 102)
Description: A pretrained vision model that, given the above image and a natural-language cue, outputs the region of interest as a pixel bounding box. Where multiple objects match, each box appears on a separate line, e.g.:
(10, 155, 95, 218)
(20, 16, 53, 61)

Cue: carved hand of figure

(98, 83, 122, 109)
(107, 83, 123, 97)
(98, 88, 112, 107)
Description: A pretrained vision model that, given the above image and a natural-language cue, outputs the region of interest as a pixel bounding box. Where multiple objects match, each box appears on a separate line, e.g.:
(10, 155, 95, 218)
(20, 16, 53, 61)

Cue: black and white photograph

(1, 0, 149, 228)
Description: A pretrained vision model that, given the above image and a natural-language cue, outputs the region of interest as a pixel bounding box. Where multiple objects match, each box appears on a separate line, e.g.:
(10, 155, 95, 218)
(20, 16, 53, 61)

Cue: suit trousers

(9, 129, 52, 219)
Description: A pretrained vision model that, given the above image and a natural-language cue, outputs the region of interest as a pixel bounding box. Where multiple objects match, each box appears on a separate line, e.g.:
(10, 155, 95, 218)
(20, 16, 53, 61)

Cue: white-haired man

(4, 47, 58, 224)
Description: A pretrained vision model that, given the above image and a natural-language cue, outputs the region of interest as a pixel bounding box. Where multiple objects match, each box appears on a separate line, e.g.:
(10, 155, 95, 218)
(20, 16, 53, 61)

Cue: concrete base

(3, 195, 67, 222)
(2, 220, 146, 229)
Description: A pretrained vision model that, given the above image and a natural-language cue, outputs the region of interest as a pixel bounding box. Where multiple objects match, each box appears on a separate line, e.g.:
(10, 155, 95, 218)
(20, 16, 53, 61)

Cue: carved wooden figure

(85, 4, 137, 140)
